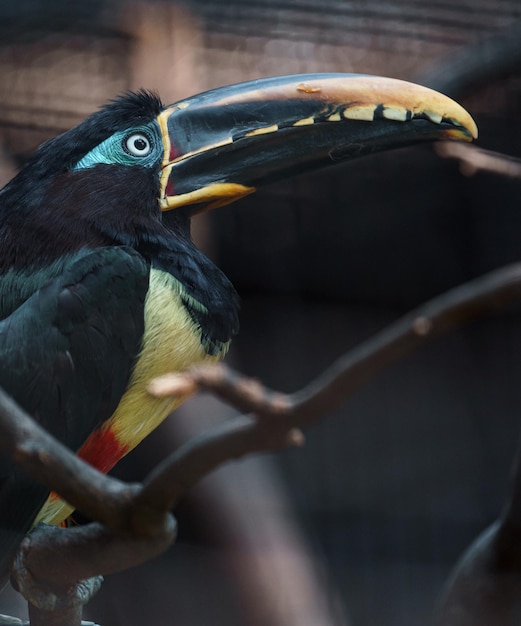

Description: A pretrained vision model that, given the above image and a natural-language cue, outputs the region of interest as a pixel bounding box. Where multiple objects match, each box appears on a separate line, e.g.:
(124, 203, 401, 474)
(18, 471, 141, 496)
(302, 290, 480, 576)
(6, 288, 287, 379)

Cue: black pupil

(134, 137, 148, 151)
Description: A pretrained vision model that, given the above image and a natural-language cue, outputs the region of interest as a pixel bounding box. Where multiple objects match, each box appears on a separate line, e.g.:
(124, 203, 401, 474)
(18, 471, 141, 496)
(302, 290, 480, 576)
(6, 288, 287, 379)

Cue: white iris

(124, 133, 152, 157)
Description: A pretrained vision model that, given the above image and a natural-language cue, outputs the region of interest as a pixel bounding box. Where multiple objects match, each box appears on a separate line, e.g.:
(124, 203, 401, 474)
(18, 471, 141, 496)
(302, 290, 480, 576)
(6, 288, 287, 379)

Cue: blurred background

(1, 1, 521, 625)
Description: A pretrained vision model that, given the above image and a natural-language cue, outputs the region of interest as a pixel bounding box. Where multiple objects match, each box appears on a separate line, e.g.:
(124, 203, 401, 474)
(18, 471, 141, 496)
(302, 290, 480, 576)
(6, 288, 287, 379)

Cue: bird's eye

(123, 132, 153, 157)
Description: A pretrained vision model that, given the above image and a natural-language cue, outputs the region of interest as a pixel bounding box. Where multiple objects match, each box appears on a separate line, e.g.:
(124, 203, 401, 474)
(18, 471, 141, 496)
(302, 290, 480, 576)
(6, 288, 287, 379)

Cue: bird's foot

(9, 523, 103, 613)
(11, 551, 103, 612)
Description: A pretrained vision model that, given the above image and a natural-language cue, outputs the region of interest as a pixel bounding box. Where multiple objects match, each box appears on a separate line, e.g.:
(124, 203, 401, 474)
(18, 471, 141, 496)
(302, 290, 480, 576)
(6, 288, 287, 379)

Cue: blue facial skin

(72, 123, 163, 171)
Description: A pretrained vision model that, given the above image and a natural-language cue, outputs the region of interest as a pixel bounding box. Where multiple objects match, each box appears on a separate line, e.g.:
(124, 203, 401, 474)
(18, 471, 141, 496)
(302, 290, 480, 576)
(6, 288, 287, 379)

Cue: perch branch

(0, 390, 139, 532)
(145, 262, 521, 507)
(2, 262, 521, 623)
(436, 142, 521, 179)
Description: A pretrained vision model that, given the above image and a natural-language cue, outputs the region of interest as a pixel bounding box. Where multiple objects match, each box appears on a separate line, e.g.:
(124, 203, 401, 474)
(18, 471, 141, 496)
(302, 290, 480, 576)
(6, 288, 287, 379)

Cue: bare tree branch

(436, 142, 521, 179)
(3, 261, 521, 624)
(150, 261, 521, 424)
(0, 390, 138, 533)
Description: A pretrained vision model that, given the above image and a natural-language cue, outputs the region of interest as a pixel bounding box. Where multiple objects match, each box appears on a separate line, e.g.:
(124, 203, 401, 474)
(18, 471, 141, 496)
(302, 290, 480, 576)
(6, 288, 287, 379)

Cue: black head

(24, 90, 164, 179)
(0, 90, 176, 269)
(0, 89, 241, 348)
(0, 75, 477, 272)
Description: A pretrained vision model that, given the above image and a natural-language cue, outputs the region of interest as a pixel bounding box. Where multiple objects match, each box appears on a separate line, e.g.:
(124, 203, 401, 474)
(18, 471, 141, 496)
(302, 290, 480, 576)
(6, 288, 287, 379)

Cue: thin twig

(145, 262, 521, 506)
(436, 142, 521, 179)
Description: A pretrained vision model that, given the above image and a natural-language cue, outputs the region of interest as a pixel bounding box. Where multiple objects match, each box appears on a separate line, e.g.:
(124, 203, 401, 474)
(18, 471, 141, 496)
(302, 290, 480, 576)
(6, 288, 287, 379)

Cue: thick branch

(15, 521, 176, 588)
(0, 390, 139, 532)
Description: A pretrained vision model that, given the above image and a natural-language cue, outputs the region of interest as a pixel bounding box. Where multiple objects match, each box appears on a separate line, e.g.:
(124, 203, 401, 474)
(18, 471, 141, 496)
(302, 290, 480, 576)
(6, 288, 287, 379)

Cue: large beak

(157, 73, 477, 213)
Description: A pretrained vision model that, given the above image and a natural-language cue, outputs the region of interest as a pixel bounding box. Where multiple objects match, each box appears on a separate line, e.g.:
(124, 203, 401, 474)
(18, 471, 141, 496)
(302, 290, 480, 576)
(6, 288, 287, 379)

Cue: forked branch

(2, 262, 521, 624)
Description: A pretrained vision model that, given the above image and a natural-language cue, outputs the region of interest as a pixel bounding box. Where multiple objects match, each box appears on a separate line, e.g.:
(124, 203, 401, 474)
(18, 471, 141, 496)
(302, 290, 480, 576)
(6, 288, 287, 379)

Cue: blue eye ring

(122, 131, 153, 157)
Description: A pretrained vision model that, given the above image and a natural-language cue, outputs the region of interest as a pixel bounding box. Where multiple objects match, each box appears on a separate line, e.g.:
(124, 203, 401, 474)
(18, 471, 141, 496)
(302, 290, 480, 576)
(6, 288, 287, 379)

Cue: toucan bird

(0, 74, 477, 586)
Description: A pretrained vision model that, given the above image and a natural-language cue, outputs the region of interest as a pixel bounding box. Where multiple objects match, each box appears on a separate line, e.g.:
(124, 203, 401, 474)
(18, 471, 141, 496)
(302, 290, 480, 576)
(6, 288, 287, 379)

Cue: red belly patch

(77, 426, 130, 475)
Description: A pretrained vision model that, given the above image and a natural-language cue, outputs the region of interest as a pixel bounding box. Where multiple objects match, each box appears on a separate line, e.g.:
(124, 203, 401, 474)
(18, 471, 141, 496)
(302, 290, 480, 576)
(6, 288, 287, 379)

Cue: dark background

(1, 1, 521, 624)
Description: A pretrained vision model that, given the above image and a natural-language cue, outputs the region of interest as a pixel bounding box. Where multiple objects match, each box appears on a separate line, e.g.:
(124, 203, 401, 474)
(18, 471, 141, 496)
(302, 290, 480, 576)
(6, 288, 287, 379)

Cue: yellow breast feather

(36, 267, 225, 525)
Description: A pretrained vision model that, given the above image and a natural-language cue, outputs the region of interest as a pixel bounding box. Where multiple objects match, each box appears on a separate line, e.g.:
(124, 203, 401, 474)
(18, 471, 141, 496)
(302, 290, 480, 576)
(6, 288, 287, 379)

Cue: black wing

(0, 246, 149, 583)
